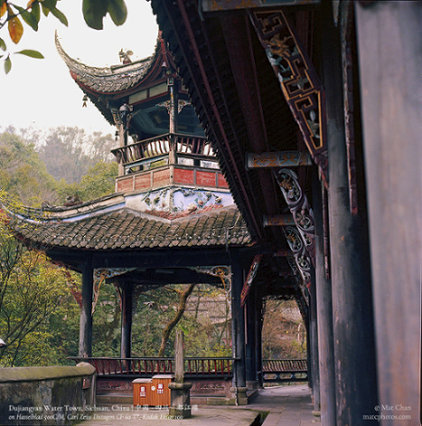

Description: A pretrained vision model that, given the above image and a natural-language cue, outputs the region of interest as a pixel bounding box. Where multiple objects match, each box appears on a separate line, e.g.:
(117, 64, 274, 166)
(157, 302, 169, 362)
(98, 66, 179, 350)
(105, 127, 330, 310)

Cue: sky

(0, 0, 158, 135)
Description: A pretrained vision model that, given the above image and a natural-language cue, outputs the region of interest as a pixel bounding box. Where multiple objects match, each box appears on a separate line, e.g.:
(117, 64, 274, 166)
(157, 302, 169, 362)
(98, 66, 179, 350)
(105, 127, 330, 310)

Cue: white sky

(0, 0, 158, 135)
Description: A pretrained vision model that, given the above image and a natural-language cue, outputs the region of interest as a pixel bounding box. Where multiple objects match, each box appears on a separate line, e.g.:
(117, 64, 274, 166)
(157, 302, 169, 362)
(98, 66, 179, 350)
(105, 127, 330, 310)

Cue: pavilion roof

(55, 32, 159, 95)
(10, 204, 251, 251)
(55, 32, 173, 126)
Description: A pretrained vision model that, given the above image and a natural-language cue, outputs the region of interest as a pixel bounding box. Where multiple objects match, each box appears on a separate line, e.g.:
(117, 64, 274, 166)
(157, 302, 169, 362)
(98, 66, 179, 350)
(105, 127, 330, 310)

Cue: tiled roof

(55, 33, 157, 94)
(12, 206, 251, 251)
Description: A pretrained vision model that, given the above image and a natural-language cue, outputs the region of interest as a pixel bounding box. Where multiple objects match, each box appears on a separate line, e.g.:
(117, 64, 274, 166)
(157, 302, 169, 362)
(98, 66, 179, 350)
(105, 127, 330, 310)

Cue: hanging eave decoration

(240, 254, 263, 306)
(250, 9, 328, 186)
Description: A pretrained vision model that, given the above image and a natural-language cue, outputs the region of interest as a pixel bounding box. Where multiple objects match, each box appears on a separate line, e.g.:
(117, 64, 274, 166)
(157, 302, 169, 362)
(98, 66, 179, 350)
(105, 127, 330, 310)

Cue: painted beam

(46, 247, 258, 270)
(247, 151, 312, 169)
(263, 214, 295, 227)
(202, 0, 319, 12)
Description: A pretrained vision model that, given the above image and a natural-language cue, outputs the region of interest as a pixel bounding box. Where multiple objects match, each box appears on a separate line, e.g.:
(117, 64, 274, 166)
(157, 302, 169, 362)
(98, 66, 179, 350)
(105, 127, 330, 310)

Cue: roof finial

(119, 48, 133, 64)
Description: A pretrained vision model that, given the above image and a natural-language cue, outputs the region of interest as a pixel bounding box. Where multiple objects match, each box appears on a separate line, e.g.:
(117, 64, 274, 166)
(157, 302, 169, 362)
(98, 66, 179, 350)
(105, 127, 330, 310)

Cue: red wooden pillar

(313, 177, 336, 425)
(321, 0, 378, 422)
(355, 2, 422, 423)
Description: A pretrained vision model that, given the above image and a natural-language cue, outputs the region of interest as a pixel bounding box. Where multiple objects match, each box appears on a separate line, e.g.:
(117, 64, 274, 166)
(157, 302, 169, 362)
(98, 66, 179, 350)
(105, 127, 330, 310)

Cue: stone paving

(81, 384, 320, 426)
(248, 384, 321, 426)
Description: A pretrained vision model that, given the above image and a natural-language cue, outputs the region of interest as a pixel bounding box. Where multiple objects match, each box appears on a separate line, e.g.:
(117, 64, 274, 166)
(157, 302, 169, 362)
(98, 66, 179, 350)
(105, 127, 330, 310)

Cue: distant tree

(57, 160, 118, 203)
(38, 126, 115, 184)
(158, 284, 196, 357)
(0, 131, 58, 205)
(262, 299, 306, 359)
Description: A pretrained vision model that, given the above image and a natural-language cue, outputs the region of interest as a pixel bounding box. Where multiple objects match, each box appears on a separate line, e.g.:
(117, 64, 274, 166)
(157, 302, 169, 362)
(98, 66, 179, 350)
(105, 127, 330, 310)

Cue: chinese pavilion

(6, 32, 308, 404)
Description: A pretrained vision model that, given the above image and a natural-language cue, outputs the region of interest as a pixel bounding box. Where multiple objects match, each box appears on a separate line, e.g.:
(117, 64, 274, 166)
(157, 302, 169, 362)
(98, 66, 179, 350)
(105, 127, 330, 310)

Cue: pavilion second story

(56, 32, 229, 204)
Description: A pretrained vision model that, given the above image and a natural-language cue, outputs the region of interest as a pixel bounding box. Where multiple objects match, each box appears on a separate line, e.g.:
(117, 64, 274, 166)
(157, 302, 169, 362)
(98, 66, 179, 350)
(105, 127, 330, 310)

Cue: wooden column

(79, 262, 93, 358)
(118, 122, 125, 176)
(321, 0, 378, 422)
(305, 314, 312, 389)
(120, 283, 133, 359)
(168, 79, 178, 134)
(230, 257, 247, 403)
(245, 288, 257, 388)
(355, 2, 421, 423)
(254, 291, 264, 388)
(309, 270, 320, 412)
(313, 177, 336, 425)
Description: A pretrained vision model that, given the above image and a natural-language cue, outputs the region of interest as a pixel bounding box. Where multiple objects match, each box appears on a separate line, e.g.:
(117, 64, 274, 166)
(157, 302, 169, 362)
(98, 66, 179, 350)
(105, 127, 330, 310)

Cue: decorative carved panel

(250, 10, 328, 185)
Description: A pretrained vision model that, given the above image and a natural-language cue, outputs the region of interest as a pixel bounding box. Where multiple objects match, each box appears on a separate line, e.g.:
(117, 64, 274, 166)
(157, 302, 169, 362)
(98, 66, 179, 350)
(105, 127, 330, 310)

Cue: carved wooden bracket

(273, 168, 315, 287)
(250, 9, 328, 186)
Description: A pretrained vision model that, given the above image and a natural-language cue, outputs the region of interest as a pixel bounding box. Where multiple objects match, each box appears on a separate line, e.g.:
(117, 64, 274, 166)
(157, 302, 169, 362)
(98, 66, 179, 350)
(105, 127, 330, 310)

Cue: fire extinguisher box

(132, 378, 152, 406)
(151, 375, 173, 407)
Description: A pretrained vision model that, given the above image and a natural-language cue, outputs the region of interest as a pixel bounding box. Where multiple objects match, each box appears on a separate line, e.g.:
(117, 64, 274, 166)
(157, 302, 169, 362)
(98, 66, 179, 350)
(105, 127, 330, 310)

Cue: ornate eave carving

(250, 9, 328, 186)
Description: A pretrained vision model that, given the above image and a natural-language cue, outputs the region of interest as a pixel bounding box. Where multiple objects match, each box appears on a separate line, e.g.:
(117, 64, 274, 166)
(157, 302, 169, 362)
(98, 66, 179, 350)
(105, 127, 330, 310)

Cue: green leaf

(107, 0, 127, 26)
(16, 49, 44, 59)
(40, 0, 56, 16)
(41, 0, 57, 9)
(4, 56, 12, 74)
(30, 2, 41, 25)
(49, 6, 68, 26)
(82, 0, 108, 30)
(13, 5, 39, 31)
(0, 38, 6, 51)
(41, 4, 49, 16)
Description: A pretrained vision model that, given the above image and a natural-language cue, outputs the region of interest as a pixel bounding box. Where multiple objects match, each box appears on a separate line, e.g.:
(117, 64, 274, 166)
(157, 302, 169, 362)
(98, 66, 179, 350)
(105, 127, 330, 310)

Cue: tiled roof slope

(55, 32, 157, 94)
(13, 206, 251, 251)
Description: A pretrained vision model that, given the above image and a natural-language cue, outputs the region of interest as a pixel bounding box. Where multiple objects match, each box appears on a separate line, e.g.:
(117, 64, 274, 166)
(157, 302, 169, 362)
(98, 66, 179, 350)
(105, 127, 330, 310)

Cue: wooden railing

(69, 357, 306, 382)
(262, 359, 308, 382)
(69, 357, 233, 378)
(111, 133, 214, 166)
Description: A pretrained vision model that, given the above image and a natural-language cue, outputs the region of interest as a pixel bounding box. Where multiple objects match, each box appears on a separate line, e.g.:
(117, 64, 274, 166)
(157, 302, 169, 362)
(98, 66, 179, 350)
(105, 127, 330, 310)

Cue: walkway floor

(248, 384, 321, 426)
(81, 384, 320, 426)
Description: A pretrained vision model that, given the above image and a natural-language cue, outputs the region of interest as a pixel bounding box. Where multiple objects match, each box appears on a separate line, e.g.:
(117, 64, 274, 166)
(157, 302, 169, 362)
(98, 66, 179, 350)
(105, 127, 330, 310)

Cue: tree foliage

(37, 126, 115, 184)
(0, 205, 79, 366)
(262, 299, 306, 359)
(58, 161, 118, 203)
(0, 127, 117, 206)
(0, 0, 128, 73)
(0, 131, 58, 205)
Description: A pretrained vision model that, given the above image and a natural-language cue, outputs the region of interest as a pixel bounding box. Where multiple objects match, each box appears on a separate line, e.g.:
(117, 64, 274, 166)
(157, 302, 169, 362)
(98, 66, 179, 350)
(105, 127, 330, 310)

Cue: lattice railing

(69, 357, 233, 377)
(262, 359, 308, 382)
(111, 133, 214, 166)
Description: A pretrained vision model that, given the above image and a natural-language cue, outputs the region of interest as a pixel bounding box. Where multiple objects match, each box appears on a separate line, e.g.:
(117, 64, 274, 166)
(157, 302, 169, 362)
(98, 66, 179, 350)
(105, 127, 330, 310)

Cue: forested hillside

(0, 127, 117, 206)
